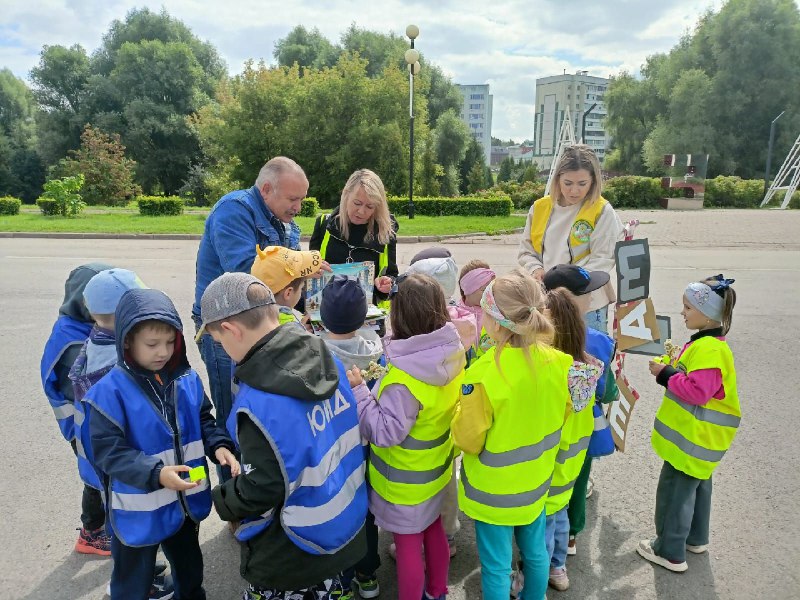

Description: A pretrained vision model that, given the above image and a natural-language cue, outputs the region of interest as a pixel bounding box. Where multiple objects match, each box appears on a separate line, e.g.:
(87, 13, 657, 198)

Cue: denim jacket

(193, 186, 300, 316)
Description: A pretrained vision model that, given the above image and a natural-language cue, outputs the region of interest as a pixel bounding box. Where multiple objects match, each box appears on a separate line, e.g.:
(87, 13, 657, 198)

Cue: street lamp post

(764, 110, 786, 197)
(405, 25, 420, 219)
(581, 103, 597, 143)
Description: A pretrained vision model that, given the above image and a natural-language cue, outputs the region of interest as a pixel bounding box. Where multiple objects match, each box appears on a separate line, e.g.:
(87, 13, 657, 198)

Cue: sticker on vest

(462, 384, 474, 395)
(572, 219, 594, 243)
(307, 389, 352, 437)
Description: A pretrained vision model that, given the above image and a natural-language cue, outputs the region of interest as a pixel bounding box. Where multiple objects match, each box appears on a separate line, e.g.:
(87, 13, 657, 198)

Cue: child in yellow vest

(346, 273, 465, 600)
(452, 268, 572, 600)
(639, 275, 739, 573)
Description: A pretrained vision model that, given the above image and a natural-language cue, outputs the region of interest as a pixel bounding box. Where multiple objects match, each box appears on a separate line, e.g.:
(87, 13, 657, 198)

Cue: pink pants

(393, 516, 449, 600)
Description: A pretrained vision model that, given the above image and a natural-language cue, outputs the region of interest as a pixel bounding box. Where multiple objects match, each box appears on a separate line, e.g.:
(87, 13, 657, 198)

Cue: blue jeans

(194, 316, 234, 482)
(585, 305, 609, 334)
(474, 510, 548, 600)
(545, 507, 570, 569)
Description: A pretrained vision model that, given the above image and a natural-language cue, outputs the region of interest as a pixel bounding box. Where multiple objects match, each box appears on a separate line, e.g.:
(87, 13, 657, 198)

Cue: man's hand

(374, 276, 392, 294)
(159, 465, 199, 491)
(215, 447, 241, 477)
(346, 366, 364, 388)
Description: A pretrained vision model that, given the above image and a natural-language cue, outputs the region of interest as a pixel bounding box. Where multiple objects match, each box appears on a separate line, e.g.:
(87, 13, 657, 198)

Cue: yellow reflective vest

(651, 336, 740, 480)
(546, 401, 593, 515)
(459, 345, 571, 525)
(529, 196, 608, 263)
(369, 365, 462, 505)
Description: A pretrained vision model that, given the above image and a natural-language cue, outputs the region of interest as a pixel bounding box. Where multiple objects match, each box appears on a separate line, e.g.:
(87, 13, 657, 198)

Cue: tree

(58, 125, 140, 205)
(497, 155, 514, 183)
(420, 141, 442, 196)
(459, 137, 485, 194)
(341, 25, 407, 78)
(466, 162, 486, 193)
(274, 26, 341, 69)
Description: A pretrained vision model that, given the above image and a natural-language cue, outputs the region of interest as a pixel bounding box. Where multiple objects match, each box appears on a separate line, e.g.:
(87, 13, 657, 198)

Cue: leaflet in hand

(305, 261, 385, 322)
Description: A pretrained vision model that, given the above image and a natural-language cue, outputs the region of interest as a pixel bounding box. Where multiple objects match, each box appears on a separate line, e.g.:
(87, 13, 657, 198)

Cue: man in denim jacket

(192, 156, 306, 481)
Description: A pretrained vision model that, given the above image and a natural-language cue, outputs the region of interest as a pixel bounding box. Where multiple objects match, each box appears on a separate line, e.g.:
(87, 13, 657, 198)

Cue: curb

(0, 229, 525, 243)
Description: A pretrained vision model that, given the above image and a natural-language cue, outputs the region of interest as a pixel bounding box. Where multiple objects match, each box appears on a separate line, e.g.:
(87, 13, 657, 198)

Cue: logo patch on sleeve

(462, 384, 474, 395)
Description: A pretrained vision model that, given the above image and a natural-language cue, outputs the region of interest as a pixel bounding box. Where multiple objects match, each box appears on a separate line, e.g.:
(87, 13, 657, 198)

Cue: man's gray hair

(254, 157, 307, 191)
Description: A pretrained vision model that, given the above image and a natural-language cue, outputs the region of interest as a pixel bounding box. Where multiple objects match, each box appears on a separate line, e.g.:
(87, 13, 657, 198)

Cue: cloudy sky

(1, 0, 733, 140)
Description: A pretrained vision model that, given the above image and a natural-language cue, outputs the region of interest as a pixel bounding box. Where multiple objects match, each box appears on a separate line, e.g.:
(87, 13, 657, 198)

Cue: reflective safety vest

(459, 345, 571, 526)
(546, 401, 593, 515)
(40, 316, 92, 442)
(651, 336, 740, 480)
(74, 397, 102, 490)
(369, 365, 462, 505)
(529, 196, 608, 263)
(318, 214, 391, 310)
(85, 367, 212, 547)
(229, 359, 367, 554)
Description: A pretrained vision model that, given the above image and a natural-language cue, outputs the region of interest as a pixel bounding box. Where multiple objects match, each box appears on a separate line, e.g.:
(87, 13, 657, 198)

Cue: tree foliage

(605, 0, 800, 177)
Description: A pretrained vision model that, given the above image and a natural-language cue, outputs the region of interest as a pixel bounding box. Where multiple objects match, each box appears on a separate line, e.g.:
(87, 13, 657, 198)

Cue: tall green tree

(459, 137, 485, 194)
(497, 155, 514, 182)
(273, 26, 341, 69)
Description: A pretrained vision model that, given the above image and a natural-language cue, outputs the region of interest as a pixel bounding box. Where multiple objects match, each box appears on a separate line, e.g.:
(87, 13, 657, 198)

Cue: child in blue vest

(347, 273, 466, 600)
(542, 265, 618, 564)
(40, 262, 112, 555)
(320, 274, 384, 598)
(200, 273, 368, 600)
(86, 288, 238, 600)
(639, 275, 739, 573)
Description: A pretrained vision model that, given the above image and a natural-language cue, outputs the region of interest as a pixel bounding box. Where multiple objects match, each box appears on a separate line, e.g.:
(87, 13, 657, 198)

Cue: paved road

(1, 209, 798, 599)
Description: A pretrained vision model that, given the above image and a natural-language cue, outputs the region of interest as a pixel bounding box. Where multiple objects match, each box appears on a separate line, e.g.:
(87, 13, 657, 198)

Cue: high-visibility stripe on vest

(41, 316, 92, 442)
(85, 367, 212, 547)
(229, 358, 367, 554)
(546, 401, 593, 515)
(651, 336, 740, 480)
(529, 196, 608, 263)
(459, 345, 571, 526)
(73, 399, 102, 490)
(369, 365, 462, 505)
(318, 214, 391, 310)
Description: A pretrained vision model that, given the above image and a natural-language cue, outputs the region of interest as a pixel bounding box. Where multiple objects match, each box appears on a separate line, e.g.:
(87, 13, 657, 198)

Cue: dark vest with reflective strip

(651, 336, 740, 480)
(41, 316, 92, 441)
(85, 366, 212, 547)
(74, 393, 103, 490)
(228, 359, 367, 554)
(459, 345, 572, 526)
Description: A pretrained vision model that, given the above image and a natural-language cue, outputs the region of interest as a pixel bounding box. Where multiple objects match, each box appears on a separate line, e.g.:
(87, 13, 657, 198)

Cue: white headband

(685, 282, 723, 323)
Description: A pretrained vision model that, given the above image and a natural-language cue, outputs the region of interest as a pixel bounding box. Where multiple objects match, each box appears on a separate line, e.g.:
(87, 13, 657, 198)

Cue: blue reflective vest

(228, 360, 368, 555)
(85, 366, 212, 547)
(74, 398, 102, 490)
(586, 328, 615, 399)
(41, 316, 92, 441)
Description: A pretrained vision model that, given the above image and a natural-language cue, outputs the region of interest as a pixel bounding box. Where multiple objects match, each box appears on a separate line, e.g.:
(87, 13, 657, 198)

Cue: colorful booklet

(305, 261, 386, 322)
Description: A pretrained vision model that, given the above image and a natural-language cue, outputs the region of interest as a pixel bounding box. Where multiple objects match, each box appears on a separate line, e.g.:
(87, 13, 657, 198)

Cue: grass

(1, 211, 526, 236)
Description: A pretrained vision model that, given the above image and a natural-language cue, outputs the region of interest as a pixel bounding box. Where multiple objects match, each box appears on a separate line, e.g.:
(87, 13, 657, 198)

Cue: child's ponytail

(546, 287, 588, 362)
(702, 276, 737, 335)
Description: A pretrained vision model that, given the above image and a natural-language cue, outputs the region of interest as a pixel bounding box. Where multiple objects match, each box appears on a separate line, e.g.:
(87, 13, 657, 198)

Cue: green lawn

(1, 212, 525, 236)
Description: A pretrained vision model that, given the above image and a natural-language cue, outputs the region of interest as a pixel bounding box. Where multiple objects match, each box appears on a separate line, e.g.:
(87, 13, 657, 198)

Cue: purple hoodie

(353, 321, 465, 534)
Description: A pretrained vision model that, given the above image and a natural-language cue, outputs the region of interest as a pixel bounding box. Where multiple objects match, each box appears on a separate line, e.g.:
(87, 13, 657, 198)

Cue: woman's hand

(374, 276, 392, 294)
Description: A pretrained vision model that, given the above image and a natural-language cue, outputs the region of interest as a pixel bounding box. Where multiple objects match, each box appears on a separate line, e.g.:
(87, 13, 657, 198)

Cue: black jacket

(211, 325, 366, 591)
(309, 207, 399, 303)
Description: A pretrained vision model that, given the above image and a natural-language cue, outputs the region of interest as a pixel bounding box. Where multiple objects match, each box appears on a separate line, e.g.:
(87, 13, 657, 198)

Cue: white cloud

(0, 0, 773, 139)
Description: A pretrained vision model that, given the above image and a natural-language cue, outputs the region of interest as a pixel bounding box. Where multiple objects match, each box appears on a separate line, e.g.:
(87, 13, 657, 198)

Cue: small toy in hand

(189, 466, 207, 482)
(363, 361, 388, 382)
(653, 339, 680, 365)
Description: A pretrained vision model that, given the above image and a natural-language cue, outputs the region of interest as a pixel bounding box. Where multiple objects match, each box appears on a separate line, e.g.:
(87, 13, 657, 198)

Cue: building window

(469, 103, 483, 110)
(470, 94, 485, 100)
(470, 123, 483, 129)
(470, 114, 482, 120)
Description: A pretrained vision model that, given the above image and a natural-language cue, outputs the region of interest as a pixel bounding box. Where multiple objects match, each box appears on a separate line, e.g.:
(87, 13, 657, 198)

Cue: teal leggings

(474, 509, 548, 600)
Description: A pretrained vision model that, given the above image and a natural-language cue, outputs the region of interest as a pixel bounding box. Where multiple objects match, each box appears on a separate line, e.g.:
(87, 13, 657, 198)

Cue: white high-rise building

(532, 72, 609, 169)
(456, 84, 493, 165)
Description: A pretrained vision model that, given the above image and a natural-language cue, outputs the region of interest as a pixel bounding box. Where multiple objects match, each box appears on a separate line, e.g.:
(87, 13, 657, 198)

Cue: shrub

(705, 176, 765, 208)
(492, 181, 546, 210)
(300, 197, 319, 217)
(0, 196, 22, 215)
(137, 196, 184, 216)
(602, 176, 663, 208)
(37, 175, 86, 217)
(387, 195, 512, 217)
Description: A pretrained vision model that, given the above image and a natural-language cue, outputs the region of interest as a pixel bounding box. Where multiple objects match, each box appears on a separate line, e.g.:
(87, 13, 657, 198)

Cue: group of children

(41, 244, 739, 600)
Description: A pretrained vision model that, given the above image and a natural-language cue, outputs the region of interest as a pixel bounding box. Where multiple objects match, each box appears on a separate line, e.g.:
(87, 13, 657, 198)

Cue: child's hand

(346, 365, 364, 388)
(649, 360, 666, 377)
(215, 447, 241, 477)
(159, 465, 199, 491)
(374, 276, 392, 294)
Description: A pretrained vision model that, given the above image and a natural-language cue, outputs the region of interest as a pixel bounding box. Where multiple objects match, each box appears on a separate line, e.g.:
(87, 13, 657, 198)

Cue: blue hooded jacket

(88, 288, 233, 494)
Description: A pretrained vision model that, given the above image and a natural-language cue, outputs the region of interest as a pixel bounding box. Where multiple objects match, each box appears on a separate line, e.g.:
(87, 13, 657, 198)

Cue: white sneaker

(637, 539, 688, 573)
(567, 535, 577, 556)
(686, 543, 708, 554)
(585, 476, 594, 499)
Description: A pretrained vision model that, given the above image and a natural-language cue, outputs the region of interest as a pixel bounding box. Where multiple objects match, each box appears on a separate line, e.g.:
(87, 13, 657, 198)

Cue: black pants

(110, 519, 206, 600)
(652, 461, 712, 562)
(69, 439, 105, 530)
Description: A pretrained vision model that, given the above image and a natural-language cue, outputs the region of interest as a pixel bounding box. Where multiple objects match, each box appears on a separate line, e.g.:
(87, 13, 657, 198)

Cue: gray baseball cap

(195, 272, 275, 342)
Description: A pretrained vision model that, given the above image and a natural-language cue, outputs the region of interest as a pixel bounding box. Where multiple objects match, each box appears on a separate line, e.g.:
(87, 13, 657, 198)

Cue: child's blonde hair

(488, 268, 553, 370)
(338, 169, 395, 246)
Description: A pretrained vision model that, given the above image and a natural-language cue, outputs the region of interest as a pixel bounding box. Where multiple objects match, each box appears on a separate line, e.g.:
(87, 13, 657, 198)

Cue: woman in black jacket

(309, 169, 399, 306)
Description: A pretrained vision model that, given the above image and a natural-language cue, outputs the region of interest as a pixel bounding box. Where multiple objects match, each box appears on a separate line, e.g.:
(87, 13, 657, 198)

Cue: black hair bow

(708, 273, 735, 296)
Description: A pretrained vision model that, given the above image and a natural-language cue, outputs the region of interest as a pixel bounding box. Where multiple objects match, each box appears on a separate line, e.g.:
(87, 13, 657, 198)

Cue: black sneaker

(149, 574, 174, 600)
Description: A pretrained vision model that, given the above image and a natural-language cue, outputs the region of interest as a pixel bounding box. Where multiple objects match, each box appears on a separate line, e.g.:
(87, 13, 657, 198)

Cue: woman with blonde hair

(310, 169, 399, 304)
(517, 145, 623, 332)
